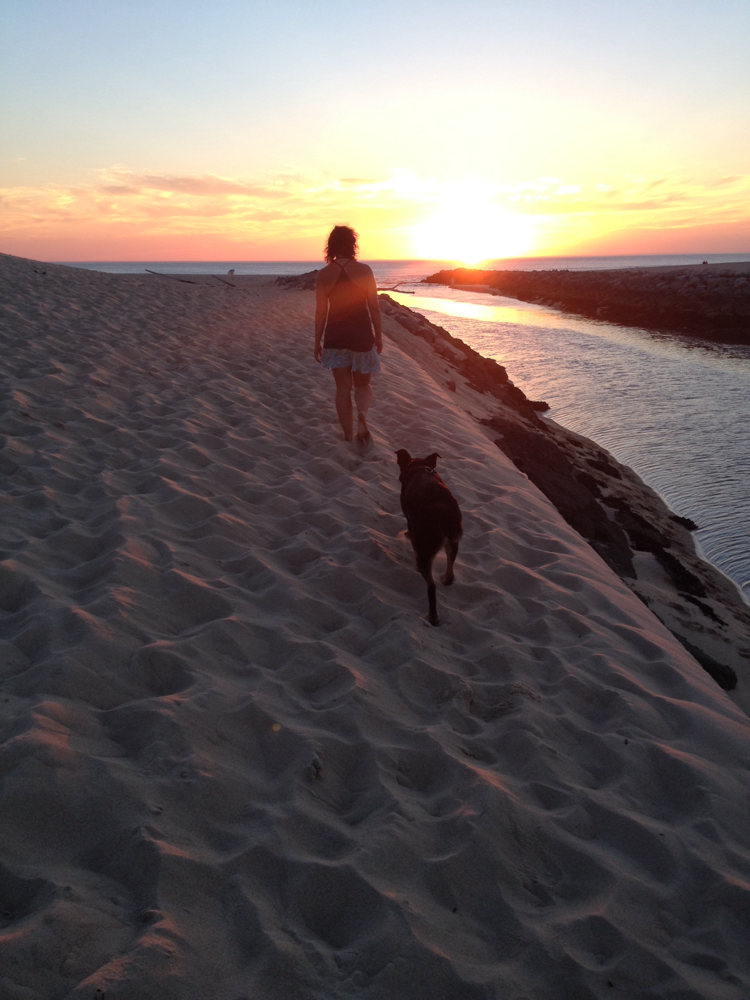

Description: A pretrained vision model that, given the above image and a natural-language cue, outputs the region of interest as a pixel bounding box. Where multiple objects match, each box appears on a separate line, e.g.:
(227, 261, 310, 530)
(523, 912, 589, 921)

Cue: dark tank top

(323, 260, 374, 352)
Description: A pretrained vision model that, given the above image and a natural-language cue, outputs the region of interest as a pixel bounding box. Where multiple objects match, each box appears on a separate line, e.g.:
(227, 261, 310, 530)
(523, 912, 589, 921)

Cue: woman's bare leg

(353, 371, 373, 441)
(332, 367, 354, 440)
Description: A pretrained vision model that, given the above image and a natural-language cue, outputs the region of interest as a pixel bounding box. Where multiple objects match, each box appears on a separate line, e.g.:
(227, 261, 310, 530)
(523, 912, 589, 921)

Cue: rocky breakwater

(424, 263, 750, 344)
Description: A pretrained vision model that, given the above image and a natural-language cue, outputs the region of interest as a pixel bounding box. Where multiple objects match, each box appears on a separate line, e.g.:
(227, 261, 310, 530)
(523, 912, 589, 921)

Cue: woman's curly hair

(325, 225, 359, 263)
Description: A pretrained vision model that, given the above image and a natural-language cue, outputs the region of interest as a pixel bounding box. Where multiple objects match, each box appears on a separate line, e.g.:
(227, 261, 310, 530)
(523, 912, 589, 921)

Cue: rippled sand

(1, 254, 749, 999)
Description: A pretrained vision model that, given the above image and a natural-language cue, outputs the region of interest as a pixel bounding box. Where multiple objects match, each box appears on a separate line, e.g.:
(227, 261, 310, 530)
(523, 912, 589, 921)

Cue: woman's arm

(366, 269, 383, 354)
(314, 270, 329, 362)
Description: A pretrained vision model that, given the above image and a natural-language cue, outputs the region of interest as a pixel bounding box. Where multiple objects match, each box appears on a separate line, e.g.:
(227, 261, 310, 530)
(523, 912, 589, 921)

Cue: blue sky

(2, 0, 749, 258)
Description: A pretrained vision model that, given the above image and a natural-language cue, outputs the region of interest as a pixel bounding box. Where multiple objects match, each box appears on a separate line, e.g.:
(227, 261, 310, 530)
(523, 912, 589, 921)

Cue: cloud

(508, 173, 750, 221)
(1, 167, 749, 257)
(0, 168, 447, 247)
(0, 169, 353, 237)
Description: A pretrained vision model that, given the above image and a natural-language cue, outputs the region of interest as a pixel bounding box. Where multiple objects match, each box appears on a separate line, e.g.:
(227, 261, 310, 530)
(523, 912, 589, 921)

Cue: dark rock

(681, 593, 726, 626)
(587, 456, 622, 479)
(484, 419, 636, 579)
(274, 270, 319, 290)
(671, 635, 738, 690)
(654, 549, 707, 597)
(670, 513, 698, 531)
(612, 506, 671, 552)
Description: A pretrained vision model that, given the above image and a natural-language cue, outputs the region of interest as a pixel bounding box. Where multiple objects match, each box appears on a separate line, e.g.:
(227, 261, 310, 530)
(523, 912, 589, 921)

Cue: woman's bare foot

(356, 414, 370, 443)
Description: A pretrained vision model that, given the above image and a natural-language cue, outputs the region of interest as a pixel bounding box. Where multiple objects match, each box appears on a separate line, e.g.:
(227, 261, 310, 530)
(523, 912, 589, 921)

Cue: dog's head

(395, 449, 441, 482)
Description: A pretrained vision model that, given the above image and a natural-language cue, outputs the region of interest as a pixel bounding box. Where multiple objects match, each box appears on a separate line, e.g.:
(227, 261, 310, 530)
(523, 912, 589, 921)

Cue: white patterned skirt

(320, 346, 381, 373)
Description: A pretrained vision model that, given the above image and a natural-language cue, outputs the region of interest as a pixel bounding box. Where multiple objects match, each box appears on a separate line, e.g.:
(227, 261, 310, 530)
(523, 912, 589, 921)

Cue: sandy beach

(1, 253, 750, 999)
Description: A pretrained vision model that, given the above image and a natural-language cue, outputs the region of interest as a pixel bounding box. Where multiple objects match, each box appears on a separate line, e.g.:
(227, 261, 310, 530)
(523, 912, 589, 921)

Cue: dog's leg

(443, 538, 459, 586)
(416, 554, 440, 626)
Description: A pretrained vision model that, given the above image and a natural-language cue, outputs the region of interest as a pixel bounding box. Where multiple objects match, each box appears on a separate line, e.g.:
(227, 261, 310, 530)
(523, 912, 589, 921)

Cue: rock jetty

(424, 263, 750, 344)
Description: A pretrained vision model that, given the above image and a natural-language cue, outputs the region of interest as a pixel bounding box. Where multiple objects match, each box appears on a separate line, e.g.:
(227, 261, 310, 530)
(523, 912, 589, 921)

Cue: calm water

(65, 257, 750, 603)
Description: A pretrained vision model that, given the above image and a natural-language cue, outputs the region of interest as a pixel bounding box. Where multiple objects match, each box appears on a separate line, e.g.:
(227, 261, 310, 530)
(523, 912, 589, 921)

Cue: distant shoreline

(51, 252, 750, 278)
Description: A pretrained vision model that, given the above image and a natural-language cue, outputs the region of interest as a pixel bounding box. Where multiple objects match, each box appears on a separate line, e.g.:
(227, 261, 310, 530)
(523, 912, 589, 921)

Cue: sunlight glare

(411, 184, 535, 262)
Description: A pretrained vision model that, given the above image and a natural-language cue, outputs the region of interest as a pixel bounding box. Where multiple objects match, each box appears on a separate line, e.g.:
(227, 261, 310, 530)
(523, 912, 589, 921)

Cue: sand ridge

(1, 254, 750, 999)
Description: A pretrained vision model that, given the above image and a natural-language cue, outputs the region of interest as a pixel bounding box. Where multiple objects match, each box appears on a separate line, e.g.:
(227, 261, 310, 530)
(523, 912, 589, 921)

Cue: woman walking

(314, 226, 382, 443)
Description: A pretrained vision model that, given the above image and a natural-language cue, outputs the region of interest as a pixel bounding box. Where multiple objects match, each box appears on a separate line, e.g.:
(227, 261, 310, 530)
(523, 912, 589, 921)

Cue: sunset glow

(411, 184, 535, 263)
(1, 1, 749, 261)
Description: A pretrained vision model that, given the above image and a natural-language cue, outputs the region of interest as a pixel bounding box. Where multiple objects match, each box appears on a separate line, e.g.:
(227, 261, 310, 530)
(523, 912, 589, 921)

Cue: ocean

(67, 253, 750, 286)
(65, 255, 750, 603)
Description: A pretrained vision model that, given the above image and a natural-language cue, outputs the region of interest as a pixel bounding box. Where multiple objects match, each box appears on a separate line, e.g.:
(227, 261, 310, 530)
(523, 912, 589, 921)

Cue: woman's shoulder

(316, 262, 338, 286)
(347, 260, 374, 283)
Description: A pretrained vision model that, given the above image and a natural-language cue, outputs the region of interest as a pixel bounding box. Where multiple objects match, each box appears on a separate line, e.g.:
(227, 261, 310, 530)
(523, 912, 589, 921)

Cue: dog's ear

(395, 449, 412, 471)
(424, 452, 441, 469)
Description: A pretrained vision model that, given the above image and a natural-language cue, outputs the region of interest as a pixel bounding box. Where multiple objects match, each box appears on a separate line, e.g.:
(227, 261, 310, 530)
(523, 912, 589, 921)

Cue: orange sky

(4, 169, 750, 262)
(2, 1, 749, 261)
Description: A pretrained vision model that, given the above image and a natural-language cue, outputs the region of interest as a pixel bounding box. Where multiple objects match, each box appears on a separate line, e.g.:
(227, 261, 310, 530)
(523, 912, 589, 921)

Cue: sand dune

(1, 253, 749, 999)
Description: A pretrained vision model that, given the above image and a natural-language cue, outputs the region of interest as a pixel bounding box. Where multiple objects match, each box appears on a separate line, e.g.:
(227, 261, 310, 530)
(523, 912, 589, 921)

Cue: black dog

(396, 450, 463, 626)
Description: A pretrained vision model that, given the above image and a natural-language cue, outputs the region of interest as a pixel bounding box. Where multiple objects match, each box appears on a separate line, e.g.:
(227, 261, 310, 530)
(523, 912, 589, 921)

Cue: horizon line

(52, 251, 750, 264)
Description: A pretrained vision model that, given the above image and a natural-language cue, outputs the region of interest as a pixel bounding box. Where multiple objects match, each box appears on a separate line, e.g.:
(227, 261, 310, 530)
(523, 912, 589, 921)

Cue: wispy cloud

(0, 168, 435, 242)
(500, 173, 750, 253)
(1, 167, 749, 256)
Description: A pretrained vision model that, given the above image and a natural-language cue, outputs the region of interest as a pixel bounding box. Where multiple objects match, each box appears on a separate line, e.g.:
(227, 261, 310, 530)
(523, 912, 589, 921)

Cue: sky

(1, 0, 749, 261)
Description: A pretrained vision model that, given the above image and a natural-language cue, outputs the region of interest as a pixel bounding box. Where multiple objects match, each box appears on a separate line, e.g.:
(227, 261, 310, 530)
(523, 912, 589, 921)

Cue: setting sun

(410, 186, 535, 262)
